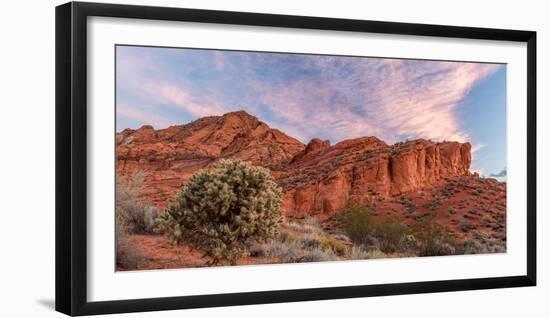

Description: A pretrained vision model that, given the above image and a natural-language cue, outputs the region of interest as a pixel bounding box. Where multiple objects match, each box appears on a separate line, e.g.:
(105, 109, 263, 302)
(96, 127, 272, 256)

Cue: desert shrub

(425, 239, 456, 256)
(116, 171, 159, 234)
(349, 246, 387, 260)
(398, 234, 419, 251)
(424, 196, 444, 210)
(285, 217, 322, 234)
(300, 233, 322, 249)
(341, 204, 375, 244)
(249, 222, 347, 263)
(458, 216, 476, 232)
(158, 159, 282, 264)
(456, 238, 485, 254)
(290, 226, 348, 257)
(491, 231, 506, 241)
(454, 230, 506, 255)
(374, 215, 408, 253)
(320, 236, 349, 256)
(447, 207, 457, 216)
(349, 246, 371, 259)
(121, 204, 160, 234)
(357, 149, 375, 161)
(248, 243, 269, 258)
(410, 215, 456, 256)
(332, 233, 352, 243)
(296, 247, 337, 263)
(389, 148, 400, 156)
(250, 240, 299, 260)
(249, 233, 338, 263)
(115, 208, 146, 269)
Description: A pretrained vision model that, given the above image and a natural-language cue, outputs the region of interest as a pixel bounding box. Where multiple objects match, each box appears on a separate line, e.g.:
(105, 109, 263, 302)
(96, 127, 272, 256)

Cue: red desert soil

(117, 235, 206, 271)
(118, 235, 275, 271)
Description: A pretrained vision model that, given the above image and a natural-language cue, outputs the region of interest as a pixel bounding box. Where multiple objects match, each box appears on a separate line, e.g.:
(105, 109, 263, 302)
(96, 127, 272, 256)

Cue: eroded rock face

(116, 111, 472, 217)
(116, 111, 305, 206)
(279, 138, 471, 218)
(290, 138, 331, 163)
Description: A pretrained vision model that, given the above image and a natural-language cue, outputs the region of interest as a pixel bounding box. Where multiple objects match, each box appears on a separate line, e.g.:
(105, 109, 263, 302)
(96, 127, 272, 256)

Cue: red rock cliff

(279, 138, 471, 217)
(116, 111, 305, 205)
(116, 111, 472, 217)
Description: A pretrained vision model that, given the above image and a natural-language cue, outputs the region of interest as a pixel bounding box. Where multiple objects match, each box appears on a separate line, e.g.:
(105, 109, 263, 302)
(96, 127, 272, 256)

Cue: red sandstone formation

(116, 111, 474, 216)
(279, 137, 472, 217)
(116, 111, 304, 205)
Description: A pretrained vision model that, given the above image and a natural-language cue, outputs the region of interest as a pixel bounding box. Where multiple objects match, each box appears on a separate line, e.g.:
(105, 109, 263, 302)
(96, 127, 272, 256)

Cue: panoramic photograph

(115, 45, 507, 271)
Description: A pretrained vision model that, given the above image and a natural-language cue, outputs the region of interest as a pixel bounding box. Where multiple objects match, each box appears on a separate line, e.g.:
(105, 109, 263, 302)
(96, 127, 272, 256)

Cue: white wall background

(0, 0, 547, 316)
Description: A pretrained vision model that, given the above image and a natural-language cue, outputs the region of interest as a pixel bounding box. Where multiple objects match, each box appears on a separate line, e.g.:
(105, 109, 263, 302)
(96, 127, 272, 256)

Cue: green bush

(158, 159, 282, 264)
(374, 215, 407, 253)
(341, 204, 375, 244)
(410, 215, 456, 256)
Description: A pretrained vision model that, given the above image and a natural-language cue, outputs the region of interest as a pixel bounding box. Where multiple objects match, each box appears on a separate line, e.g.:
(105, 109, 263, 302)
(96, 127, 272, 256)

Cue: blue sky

(116, 45, 507, 179)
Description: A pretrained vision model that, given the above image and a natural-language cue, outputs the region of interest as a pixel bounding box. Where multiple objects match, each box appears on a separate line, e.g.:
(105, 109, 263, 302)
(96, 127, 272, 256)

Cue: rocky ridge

(117, 111, 474, 216)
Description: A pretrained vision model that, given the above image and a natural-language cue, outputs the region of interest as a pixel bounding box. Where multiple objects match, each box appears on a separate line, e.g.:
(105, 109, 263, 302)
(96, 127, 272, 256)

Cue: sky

(116, 45, 507, 180)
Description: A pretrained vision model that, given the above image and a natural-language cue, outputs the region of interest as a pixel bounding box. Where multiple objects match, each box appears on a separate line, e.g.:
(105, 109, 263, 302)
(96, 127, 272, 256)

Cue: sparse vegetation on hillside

(336, 201, 484, 257)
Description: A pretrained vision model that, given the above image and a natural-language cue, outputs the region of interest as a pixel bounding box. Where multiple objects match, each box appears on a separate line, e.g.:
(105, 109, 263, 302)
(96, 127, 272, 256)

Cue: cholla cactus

(158, 159, 282, 264)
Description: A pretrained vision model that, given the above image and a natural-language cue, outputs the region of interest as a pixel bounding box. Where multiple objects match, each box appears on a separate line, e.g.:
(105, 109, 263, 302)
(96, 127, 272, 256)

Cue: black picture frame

(55, 1, 537, 316)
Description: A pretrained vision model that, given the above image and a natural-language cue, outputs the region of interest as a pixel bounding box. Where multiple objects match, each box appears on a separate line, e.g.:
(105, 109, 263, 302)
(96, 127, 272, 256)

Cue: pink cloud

(252, 58, 499, 144)
(117, 103, 173, 129)
(139, 81, 230, 117)
(257, 79, 385, 142)
(117, 47, 502, 146)
(118, 77, 231, 119)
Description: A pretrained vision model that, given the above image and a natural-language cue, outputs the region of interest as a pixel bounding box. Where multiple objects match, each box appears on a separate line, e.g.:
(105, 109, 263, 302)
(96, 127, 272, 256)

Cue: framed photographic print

(55, 1, 536, 316)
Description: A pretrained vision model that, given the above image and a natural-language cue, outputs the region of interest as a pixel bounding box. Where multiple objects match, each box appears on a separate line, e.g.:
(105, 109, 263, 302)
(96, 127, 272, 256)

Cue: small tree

(410, 215, 456, 256)
(374, 215, 407, 253)
(158, 159, 282, 264)
(341, 203, 375, 245)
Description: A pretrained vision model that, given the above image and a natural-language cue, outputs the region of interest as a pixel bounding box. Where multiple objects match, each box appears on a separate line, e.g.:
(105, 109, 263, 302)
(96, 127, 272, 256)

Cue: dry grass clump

(116, 171, 159, 234)
(349, 246, 387, 260)
(250, 220, 347, 263)
(115, 170, 156, 270)
(115, 210, 146, 270)
(455, 231, 506, 254)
